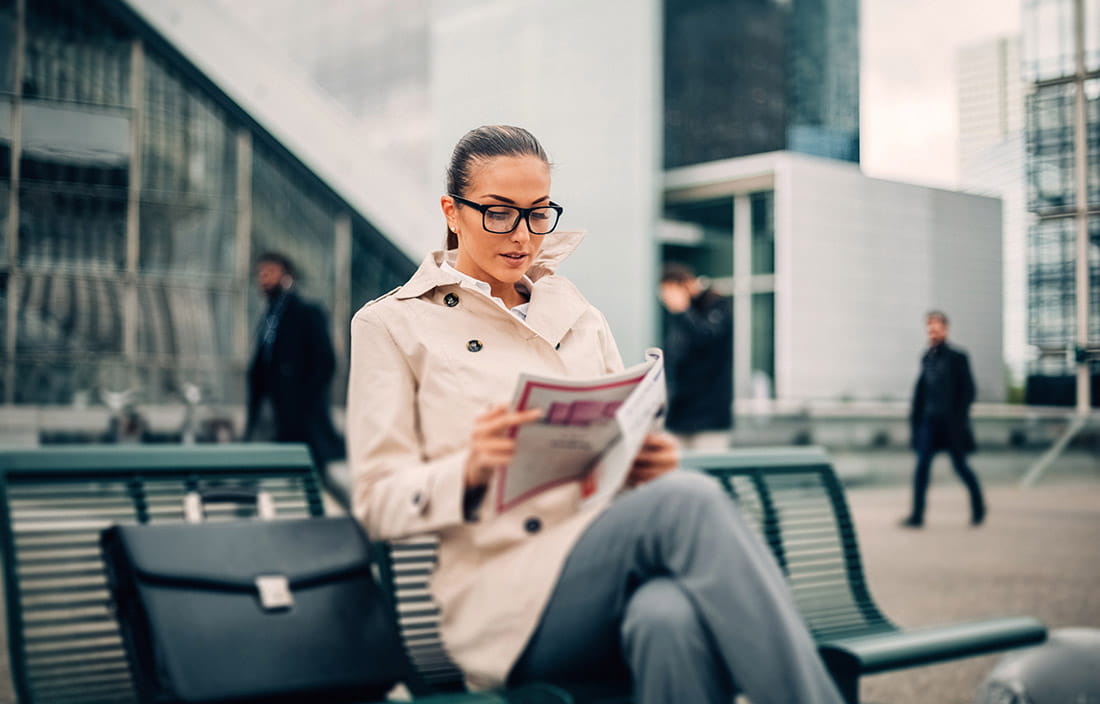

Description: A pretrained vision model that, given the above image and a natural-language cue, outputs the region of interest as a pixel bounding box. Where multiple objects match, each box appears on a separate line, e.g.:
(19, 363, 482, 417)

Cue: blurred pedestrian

(901, 310, 986, 528)
(245, 252, 343, 477)
(659, 263, 734, 451)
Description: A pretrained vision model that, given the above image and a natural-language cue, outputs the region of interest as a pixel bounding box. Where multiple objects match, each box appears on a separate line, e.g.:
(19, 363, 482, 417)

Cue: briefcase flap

(101, 517, 406, 704)
(106, 518, 370, 591)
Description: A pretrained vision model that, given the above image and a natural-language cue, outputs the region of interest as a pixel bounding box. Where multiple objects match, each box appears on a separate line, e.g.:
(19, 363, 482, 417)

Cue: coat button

(467, 339, 483, 352)
(444, 293, 459, 307)
(524, 517, 541, 534)
(554, 342, 561, 350)
(412, 491, 422, 506)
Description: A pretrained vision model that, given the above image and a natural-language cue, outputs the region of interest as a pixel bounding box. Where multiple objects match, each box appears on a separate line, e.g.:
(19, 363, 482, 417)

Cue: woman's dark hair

(444, 125, 550, 249)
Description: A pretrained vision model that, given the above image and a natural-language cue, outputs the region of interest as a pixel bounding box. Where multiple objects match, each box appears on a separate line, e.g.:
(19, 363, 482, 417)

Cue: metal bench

(0, 445, 568, 704)
(681, 447, 1048, 704)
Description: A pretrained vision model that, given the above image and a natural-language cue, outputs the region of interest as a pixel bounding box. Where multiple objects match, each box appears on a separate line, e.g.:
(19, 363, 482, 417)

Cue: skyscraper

(1022, 0, 1100, 406)
(956, 36, 1028, 385)
(663, 0, 860, 169)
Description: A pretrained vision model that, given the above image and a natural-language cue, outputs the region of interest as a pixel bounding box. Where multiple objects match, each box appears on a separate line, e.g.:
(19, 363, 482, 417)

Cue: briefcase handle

(183, 486, 276, 523)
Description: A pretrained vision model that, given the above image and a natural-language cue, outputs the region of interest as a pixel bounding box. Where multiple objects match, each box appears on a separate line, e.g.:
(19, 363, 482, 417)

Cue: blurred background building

(0, 0, 415, 438)
(1020, 0, 1100, 406)
(219, 0, 1002, 407)
(8, 0, 1093, 446)
(957, 35, 1029, 392)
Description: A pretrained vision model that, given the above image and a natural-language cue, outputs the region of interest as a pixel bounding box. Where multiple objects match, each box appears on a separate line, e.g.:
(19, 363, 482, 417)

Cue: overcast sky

(861, 0, 1022, 189)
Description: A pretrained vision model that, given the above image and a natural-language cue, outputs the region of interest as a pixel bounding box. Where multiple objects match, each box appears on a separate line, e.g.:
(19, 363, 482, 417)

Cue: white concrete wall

(780, 154, 1004, 402)
(428, 0, 662, 362)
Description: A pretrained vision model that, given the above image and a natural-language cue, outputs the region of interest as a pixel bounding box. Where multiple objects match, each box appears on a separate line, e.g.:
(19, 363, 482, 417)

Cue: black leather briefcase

(101, 504, 408, 704)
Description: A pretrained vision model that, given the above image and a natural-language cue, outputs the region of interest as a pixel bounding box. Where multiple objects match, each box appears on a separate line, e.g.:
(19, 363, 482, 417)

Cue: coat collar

(395, 230, 590, 346)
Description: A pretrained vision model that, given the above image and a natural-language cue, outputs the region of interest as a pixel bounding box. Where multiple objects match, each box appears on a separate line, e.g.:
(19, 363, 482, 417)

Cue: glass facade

(1023, 0, 1100, 392)
(1023, 0, 1100, 82)
(663, 0, 859, 169)
(0, 0, 414, 410)
(661, 198, 735, 280)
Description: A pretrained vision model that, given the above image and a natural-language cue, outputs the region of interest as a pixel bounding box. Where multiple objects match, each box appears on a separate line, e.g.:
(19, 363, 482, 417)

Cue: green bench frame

(0, 445, 569, 704)
(0, 445, 1046, 704)
(680, 447, 1047, 704)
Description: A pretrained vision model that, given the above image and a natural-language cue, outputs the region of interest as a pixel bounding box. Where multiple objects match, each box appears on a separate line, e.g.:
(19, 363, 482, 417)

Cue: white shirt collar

(440, 261, 532, 321)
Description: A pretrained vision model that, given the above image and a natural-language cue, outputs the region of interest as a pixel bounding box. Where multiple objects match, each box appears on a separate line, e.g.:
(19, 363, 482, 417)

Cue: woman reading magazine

(347, 125, 842, 704)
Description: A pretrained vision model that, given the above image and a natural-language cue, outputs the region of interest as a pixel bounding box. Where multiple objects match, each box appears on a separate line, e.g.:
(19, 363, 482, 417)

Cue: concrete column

(234, 129, 253, 361)
(4, 0, 25, 403)
(733, 194, 753, 401)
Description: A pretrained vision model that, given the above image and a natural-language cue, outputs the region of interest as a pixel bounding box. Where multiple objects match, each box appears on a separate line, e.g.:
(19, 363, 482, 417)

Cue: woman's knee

(641, 469, 728, 510)
(621, 578, 704, 647)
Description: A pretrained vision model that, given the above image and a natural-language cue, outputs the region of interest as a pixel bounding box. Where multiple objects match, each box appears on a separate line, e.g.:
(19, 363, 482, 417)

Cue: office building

(663, 152, 1004, 403)
(0, 0, 415, 414)
(1022, 0, 1100, 404)
(957, 35, 1028, 384)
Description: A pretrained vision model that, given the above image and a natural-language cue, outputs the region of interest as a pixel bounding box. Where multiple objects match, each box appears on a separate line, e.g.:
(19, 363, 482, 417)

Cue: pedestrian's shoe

(899, 516, 923, 529)
(970, 506, 986, 527)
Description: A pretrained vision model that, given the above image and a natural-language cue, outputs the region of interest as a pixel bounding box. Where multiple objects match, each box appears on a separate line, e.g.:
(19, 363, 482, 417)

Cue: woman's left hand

(626, 432, 679, 487)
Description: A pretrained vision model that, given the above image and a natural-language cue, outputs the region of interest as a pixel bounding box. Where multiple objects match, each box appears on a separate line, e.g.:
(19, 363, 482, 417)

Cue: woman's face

(442, 154, 551, 297)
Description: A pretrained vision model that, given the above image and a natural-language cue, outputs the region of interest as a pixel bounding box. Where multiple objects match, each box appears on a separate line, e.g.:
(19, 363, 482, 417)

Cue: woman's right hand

(465, 404, 544, 489)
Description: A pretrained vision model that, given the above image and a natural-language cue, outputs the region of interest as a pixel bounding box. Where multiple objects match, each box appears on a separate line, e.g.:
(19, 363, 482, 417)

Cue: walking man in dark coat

(659, 263, 734, 450)
(245, 252, 343, 475)
(901, 310, 986, 527)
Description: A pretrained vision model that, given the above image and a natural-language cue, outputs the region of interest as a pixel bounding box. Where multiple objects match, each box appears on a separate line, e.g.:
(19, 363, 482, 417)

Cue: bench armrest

(820, 616, 1047, 675)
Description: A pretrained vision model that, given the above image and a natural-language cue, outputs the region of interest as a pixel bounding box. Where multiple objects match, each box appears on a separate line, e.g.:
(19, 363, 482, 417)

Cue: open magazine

(494, 348, 666, 513)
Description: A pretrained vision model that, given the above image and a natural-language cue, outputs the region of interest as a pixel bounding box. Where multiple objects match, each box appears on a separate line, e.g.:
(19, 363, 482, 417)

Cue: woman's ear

(440, 195, 459, 235)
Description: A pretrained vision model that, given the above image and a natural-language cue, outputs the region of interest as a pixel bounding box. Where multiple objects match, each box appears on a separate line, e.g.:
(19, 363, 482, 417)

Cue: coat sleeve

(957, 350, 976, 409)
(301, 302, 336, 392)
(347, 307, 467, 540)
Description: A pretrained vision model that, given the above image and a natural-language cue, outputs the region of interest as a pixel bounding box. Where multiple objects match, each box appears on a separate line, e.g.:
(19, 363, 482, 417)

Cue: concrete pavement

(847, 474, 1100, 704)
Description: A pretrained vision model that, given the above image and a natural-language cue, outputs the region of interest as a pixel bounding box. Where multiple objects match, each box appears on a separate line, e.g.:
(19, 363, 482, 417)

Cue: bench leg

(831, 672, 860, 704)
(818, 648, 860, 704)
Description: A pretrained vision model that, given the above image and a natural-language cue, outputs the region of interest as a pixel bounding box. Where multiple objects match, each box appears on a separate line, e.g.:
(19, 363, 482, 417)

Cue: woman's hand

(465, 404, 544, 489)
(626, 432, 679, 487)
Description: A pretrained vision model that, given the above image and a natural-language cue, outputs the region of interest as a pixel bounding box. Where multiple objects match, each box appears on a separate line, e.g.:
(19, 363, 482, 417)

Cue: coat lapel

(393, 231, 592, 346)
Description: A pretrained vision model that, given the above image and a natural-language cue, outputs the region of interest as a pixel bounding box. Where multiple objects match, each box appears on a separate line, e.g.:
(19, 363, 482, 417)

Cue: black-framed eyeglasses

(449, 194, 564, 235)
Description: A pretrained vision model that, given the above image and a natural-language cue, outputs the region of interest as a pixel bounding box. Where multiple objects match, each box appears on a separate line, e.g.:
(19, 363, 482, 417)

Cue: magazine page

(580, 348, 666, 509)
(495, 349, 666, 513)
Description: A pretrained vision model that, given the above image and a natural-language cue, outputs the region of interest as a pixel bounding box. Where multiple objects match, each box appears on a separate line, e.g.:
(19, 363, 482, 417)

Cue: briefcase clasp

(256, 575, 294, 610)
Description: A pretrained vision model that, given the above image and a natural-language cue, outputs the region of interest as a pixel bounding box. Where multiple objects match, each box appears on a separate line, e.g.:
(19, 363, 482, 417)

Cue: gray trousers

(509, 471, 844, 704)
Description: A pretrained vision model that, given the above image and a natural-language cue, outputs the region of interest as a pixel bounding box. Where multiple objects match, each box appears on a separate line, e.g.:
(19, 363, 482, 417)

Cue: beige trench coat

(347, 231, 625, 688)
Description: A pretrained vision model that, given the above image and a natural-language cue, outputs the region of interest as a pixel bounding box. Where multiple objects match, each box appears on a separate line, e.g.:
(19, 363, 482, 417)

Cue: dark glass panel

(664, 0, 787, 168)
(249, 141, 337, 330)
(751, 191, 774, 275)
(1, 97, 9, 258)
(12, 358, 116, 405)
(663, 0, 859, 168)
(663, 198, 735, 279)
(139, 54, 236, 276)
(1027, 217, 1076, 347)
(18, 101, 129, 272)
(15, 272, 124, 355)
(350, 219, 415, 314)
(23, 0, 131, 107)
(1025, 83, 1077, 214)
(0, 0, 14, 94)
(751, 291, 775, 389)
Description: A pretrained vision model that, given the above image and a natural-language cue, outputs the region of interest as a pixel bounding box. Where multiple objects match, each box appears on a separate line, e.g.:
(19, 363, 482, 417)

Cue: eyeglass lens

(483, 206, 559, 234)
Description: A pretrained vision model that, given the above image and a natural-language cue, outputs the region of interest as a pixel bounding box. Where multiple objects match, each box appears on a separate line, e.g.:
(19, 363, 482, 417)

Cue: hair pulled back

(444, 125, 550, 250)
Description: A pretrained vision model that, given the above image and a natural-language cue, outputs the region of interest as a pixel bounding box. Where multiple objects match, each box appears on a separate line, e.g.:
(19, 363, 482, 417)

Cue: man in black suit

(659, 263, 734, 450)
(245, 252, 343, 476)
(902, 311, 986, 528)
